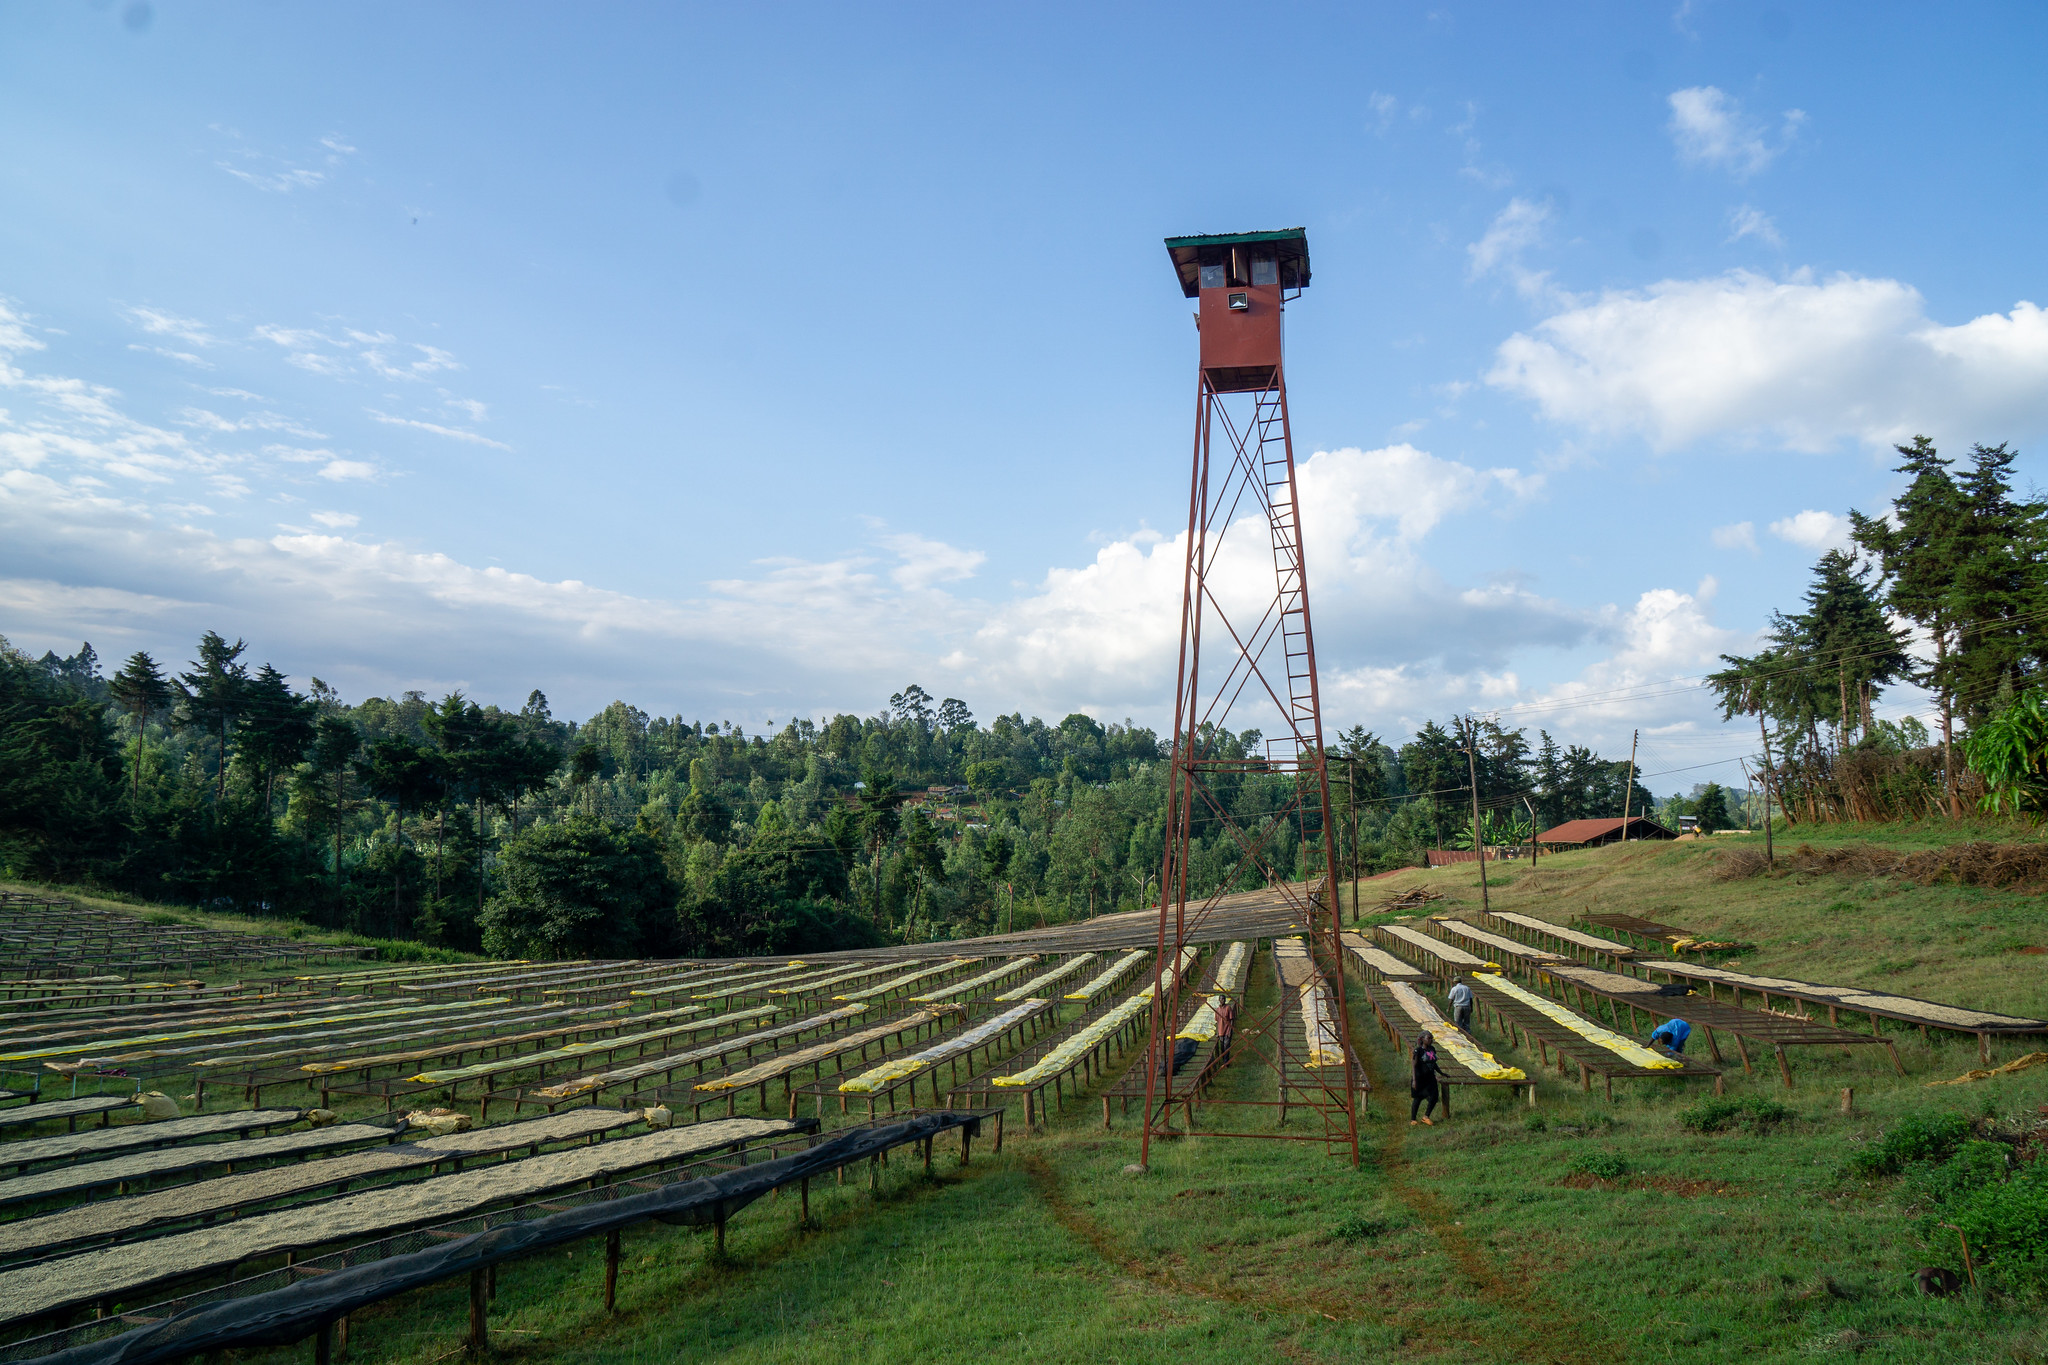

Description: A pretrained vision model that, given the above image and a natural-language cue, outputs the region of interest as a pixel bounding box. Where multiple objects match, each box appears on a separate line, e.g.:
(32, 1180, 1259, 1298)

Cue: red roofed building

(1537, 816, 1677, 848)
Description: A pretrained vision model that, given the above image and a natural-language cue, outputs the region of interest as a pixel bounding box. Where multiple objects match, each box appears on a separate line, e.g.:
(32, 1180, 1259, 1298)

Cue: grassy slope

(19, 831, 2048, 1364)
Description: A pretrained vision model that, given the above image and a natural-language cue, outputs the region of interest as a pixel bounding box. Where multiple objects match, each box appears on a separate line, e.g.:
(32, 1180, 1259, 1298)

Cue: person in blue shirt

(1650, 1018, 1692, 1055)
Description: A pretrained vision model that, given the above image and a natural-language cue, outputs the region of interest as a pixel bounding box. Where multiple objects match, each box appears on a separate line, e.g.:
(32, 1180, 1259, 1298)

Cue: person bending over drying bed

(1649, 1017, 1691, 1056)
(1409, 1032, 1441, 1126)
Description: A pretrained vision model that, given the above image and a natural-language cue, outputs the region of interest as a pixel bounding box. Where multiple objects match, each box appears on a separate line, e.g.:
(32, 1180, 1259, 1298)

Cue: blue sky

(3, 2, 2046, 793)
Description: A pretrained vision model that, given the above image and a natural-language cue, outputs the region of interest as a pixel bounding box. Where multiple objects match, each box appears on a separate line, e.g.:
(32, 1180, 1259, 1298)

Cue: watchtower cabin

(1164, 228, 1311, 393)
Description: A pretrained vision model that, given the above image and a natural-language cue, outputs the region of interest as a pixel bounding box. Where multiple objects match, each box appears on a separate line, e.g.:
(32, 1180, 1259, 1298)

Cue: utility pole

(1347, 758, 1359, 923)
(1463, 733, 1489, 915)
(1523, 794, 1538, 868)
(1757, 720, 1776, 869)
(1619, 728, 1639, 845)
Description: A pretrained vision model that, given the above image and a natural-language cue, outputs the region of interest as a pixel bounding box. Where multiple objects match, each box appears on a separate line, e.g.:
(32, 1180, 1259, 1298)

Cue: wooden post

(1462, 736, 1489, 914)
(468, 1267, 488, 1355)
(1839, 1087, 1854, 1113)
(315, 1319, 333, 1365)
(604, 1230, 620, 1312)
(714, 1202, 727, 1258)
(1619, 729, 1638, 844)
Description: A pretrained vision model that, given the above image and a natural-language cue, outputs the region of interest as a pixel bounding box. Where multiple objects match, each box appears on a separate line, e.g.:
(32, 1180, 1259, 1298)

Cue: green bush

(1951, 1160, 2048, 1290)
(1847, 1111, 1971, 1177)
(1904, 1139, 2009, 1210)
(1680, 1095, 1792, 1135)
(1569, 1152, 1628, 1180)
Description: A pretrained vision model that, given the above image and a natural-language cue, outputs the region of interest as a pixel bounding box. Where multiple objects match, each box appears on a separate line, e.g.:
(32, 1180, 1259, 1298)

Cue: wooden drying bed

(1358, 982, 1527, 1114)
(1480, 911, 1636, 967)
(947, 998, 1140, 1128)
(1099, 950, 1223, 1131)
(1536, 964, 1902, 1087)
(0, 1121, 403, 1210)
(636, 1006, 962, 1121)
(1338, 932, 1430, 983)
(1629, 960, 2048, 1063)
(812, 999, 1055, 1119)
(1579, 913, 1754, 957)
(0, 1095, 129, 1133)
(0, 1109, 642, 1262)
(1455, 973, 1721, 1101)
(0, 1116, 798, 1329)
(1373, 923, 1486, 977)
(1, 1109, 307, 1173)
(1425, 919, 1566, 973)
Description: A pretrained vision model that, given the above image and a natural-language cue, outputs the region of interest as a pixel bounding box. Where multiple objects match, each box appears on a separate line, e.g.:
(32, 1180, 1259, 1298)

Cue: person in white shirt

(1447, 979, 1475, 1033)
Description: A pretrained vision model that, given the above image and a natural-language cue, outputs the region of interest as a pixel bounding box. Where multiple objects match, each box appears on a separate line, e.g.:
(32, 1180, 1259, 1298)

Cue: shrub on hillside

(1569, 1151, 1628, 1181)
(1680, 1095, 1791, 1134)
(1950, 1159, 2048, 1291)
(1847, 1111, 1971, 1177)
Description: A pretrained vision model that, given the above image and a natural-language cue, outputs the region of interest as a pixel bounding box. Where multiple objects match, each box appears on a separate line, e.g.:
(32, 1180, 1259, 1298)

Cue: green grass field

(11, 827, 2048, 1364)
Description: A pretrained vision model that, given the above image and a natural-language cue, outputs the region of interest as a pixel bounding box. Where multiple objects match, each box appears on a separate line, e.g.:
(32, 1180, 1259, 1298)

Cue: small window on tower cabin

(1199, 263, 1227, 289)
(1251, 258, 1279, 287)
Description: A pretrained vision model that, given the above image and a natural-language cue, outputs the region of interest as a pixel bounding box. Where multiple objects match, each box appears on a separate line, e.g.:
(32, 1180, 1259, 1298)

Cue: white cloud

(880, 532, 985, 590)
(0, 302, 45, 356)
(1726, 205, 1784, 247)
(1486, 270, 2048, 451)
(318, 459, 378, 482)
(442, 396, 489, 422)
(1467, 198, 1550, 287)
(320, 133, 358, 156)
(311, 510, 360, 528)
(1368, 91, 1398, 133)
(1710, 521, 1757, 551)
(128, 345, 212, 368)
(366, 410, 510, 451)
(123, 306, 217, 348)
(253, 325, 332, 350)
(218, 164, 326, 194)
(1769, 509, 1850, 550)
(1667, 87, 1804, 178)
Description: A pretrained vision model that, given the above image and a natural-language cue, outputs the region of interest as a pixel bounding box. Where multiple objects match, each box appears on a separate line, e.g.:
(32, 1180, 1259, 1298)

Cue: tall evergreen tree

(107, 651, 174, 808)
(176, 632, 249, 804)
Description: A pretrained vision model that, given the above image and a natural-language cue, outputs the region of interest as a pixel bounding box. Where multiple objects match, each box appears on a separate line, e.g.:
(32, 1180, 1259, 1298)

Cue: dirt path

(1358, 1036, 1620, 1365)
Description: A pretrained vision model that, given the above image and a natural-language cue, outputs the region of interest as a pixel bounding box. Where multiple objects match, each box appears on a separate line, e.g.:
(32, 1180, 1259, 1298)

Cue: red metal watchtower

(1139, 228, 1358, 1165)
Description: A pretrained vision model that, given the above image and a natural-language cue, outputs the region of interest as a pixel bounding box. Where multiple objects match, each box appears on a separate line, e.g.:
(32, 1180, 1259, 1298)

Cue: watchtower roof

(1164, 228, 1311, 298)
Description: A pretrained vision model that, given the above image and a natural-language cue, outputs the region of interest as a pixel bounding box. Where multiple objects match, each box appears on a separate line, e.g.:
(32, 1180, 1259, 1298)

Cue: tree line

(2, 642, 1671, 956)
(1708, 437, 2048, 823)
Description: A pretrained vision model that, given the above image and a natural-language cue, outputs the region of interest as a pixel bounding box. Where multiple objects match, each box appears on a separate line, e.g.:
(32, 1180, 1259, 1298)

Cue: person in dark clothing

(1215, 996, 1238, 1057)
(1410, 1032, 1441, 1125)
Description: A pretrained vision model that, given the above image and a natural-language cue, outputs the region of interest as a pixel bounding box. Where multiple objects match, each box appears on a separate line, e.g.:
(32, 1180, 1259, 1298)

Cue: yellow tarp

(1384, 982, 1525, 1082)
(996, 954, 1094, 1001)
(836, 961, 974, 1001)
(910, 957, 1036, 1003)
(1470, 973, 1681, 1070)
(838, 1000, 1044, 1092)
(1065, 950, 1147, 1001)
(997, 947, 1196, 1087)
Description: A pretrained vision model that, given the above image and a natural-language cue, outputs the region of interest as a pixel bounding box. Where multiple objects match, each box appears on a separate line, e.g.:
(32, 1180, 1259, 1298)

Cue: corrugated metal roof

(1164, 228, 1311, 298)
(1536, 816, 1677, 844)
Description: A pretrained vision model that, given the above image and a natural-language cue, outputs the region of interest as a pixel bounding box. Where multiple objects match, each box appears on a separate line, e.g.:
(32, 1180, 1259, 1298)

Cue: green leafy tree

(1693, 782, 1731, 834)
(481, 817, 676, 959)
(356, 735, 445, 936)
(1963, 689, 2048, 815)
(899, 806, 948, 932)
(307, 717, 360, 902)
